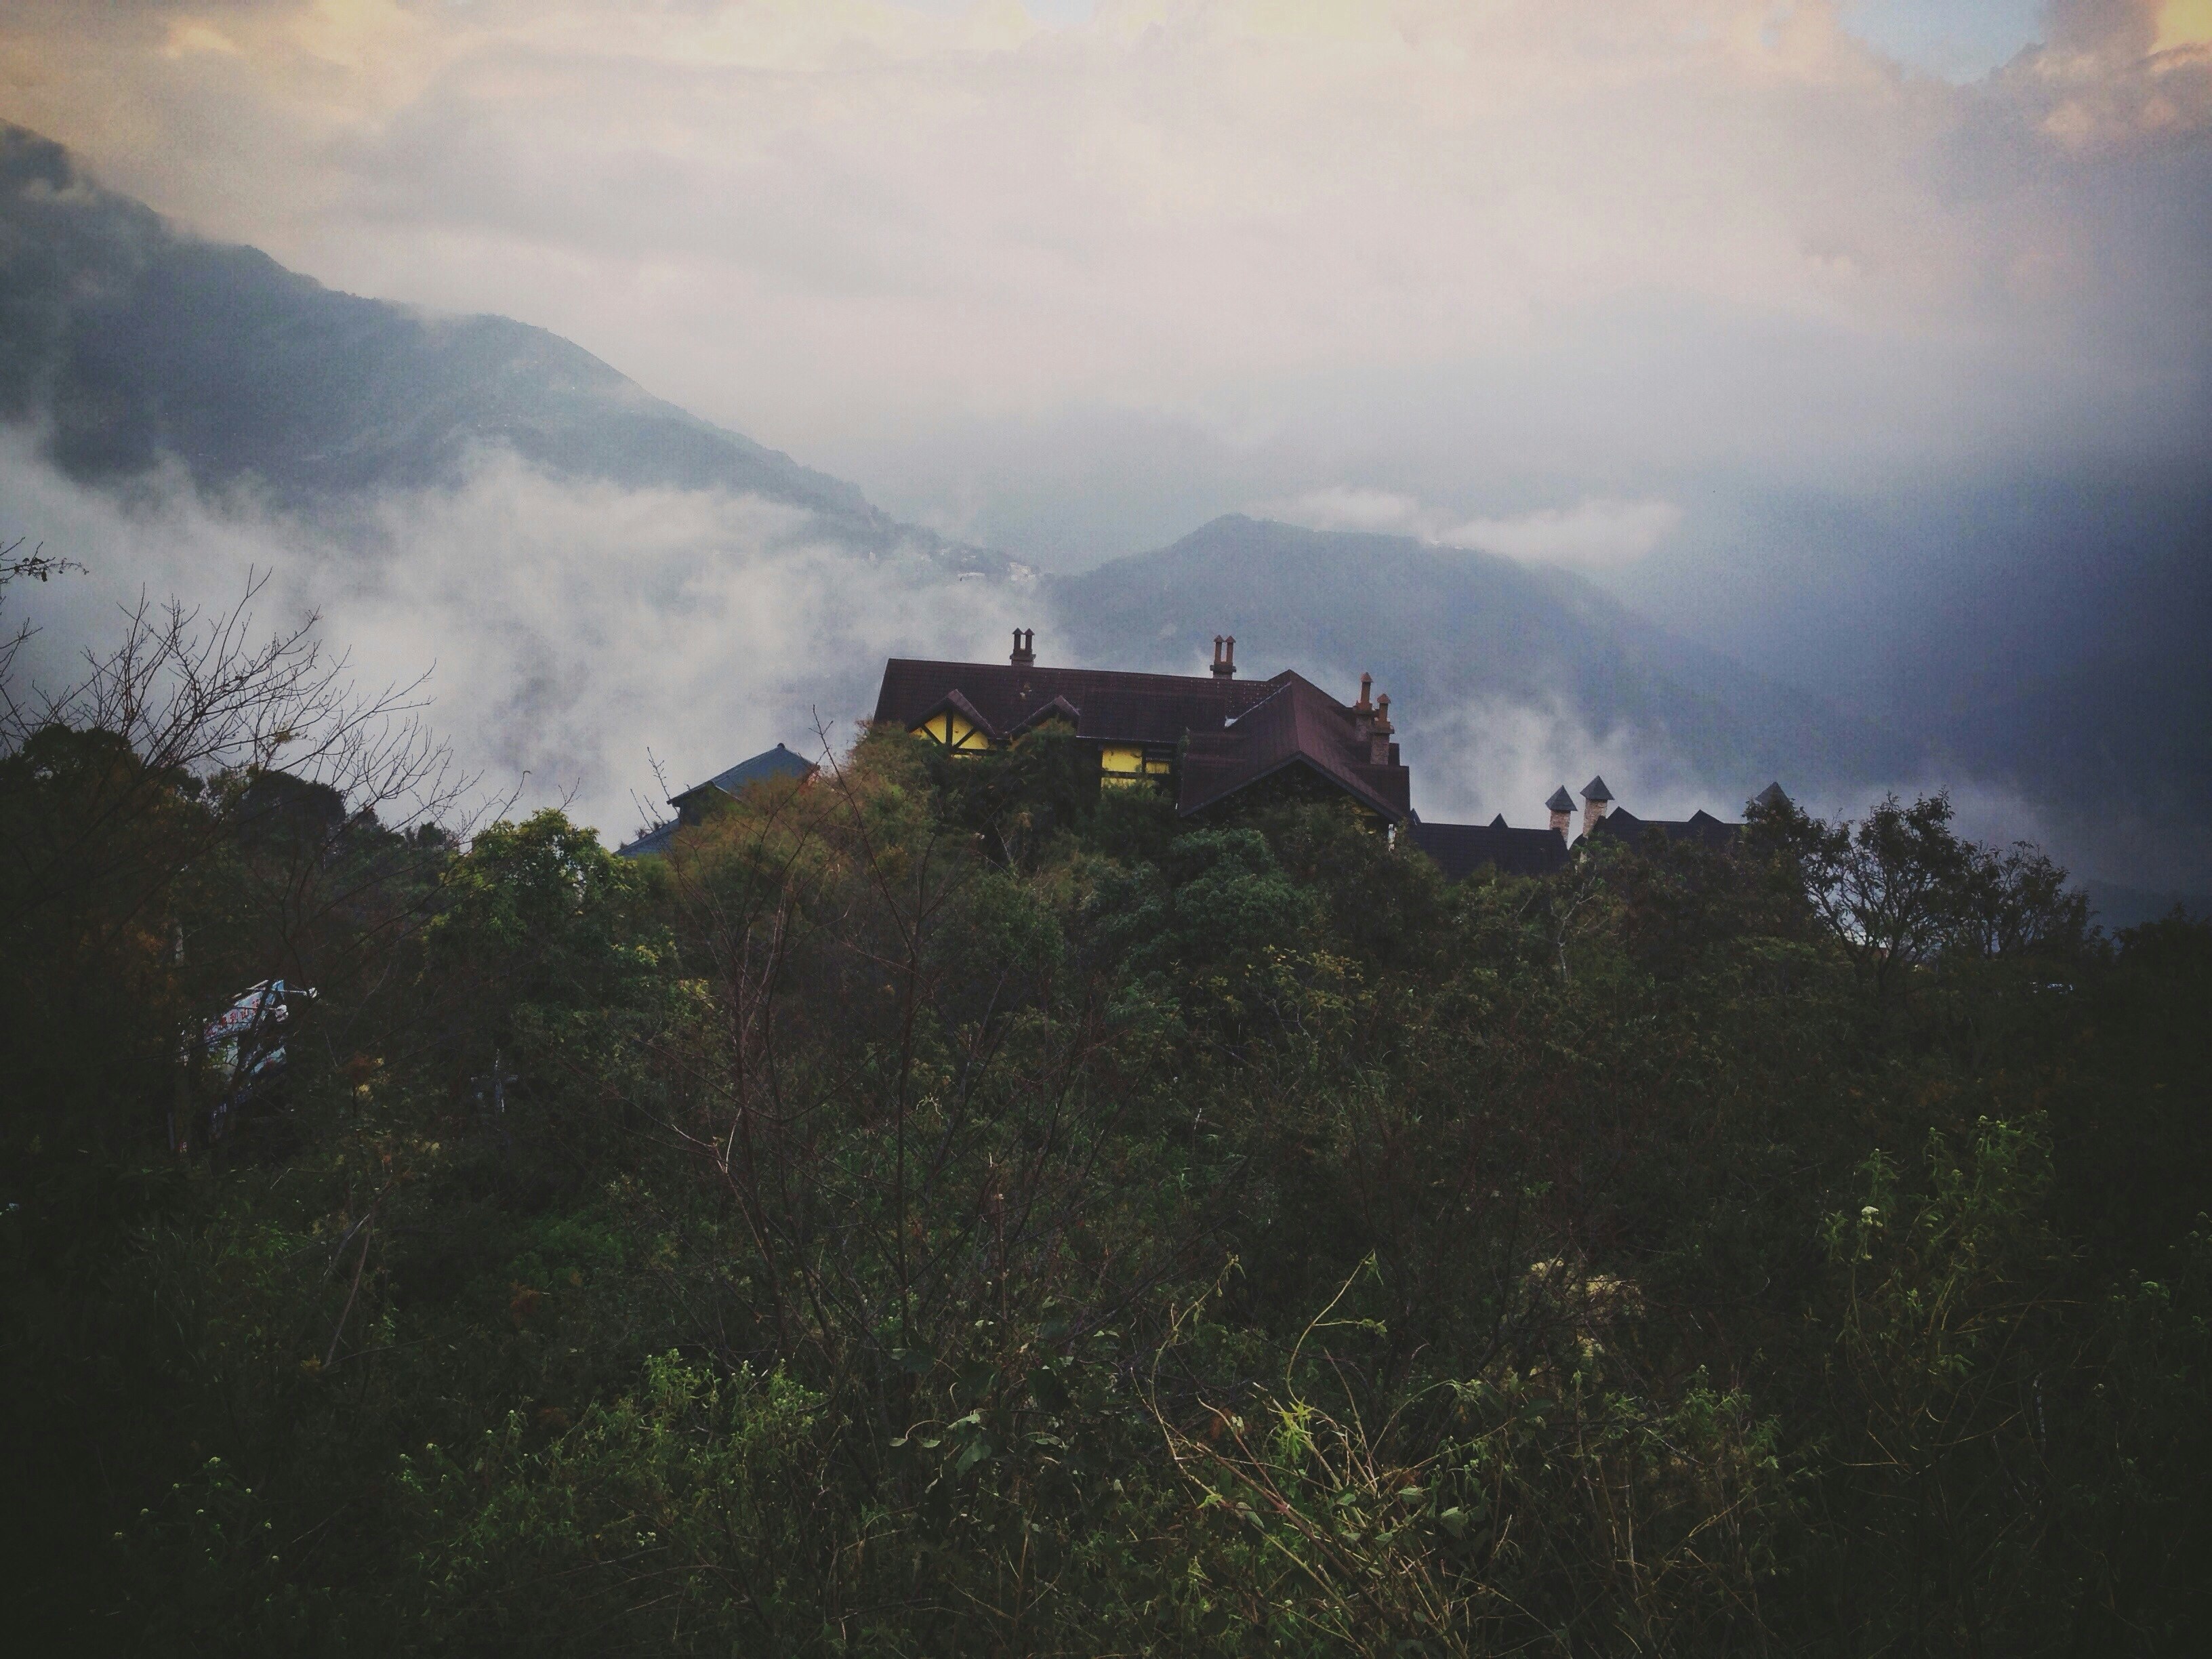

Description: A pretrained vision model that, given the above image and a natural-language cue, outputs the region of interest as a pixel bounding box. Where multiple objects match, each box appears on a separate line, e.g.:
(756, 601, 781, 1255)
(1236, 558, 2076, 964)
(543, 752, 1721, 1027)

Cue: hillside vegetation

(4, 590, 2207, 1656)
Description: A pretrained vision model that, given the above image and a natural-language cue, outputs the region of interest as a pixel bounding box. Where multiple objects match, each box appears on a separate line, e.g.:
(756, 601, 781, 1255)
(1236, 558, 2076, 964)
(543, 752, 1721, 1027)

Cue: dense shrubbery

(5, 659, 2208, 1654)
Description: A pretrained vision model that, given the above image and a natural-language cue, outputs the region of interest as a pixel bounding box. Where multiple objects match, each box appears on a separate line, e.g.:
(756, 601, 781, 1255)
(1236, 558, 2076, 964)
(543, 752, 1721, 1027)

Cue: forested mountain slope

(0, 123, 925, 548)
(5, 680, 2207, 1652)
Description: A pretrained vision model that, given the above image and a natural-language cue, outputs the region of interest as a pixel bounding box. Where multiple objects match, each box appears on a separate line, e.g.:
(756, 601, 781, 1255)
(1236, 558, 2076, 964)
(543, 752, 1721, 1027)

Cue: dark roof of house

(1753, 781, 1790, 811)
(1582, 774, 1614, 803)
(1587, 806, 1740, 851)
(1546, 786, 1576, 813)
(873, 658, 1277, 747)
(1176, 673, 1412, 821)
(671, 743, 817, 812)
(874, 654, 1412, 822)
(1408, 818, 1570, 881)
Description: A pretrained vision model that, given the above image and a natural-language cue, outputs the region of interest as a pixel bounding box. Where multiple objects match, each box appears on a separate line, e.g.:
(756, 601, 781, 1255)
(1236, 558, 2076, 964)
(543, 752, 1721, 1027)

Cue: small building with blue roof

(616, 743, 817, 858)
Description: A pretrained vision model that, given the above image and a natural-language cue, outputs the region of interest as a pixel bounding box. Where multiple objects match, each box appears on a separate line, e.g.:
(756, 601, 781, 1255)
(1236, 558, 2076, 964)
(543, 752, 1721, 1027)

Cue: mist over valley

(5, 119, 2202, 910)
(9, 10, 2212, 1652)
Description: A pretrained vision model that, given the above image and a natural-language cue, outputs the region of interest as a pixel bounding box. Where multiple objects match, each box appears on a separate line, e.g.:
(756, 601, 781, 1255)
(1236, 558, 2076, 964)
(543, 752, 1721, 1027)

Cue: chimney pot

(1547, 785, 1575, 838)
(1368, 691, 1395, 764)
(1212, 633, 1237, 678)
(1580, 774, 1614, 837)
(1010, 628, 1036, 668)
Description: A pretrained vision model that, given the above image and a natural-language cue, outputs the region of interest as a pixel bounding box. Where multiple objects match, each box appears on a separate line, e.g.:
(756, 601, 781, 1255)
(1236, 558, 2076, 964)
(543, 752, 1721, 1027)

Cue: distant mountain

(0, 123, 966, 556)
(1050, 516, 1917, 814)
(0, 123, 1939, 838)
(1617, 478, 2212, 888)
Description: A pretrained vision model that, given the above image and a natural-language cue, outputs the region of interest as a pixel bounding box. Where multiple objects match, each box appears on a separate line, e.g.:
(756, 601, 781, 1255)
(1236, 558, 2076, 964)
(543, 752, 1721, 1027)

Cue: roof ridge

(882, 656, 1271, 695)
(1225, 678, 1296, 725)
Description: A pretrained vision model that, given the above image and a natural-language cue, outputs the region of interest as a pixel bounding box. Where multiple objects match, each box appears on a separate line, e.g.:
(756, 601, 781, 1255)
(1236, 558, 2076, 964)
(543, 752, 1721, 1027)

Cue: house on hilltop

(1404, 811, 1574, 881)
(872, 630, 1412, 824)
(619, 634, 1779, 878)
(1579, 773, 1766, 851)
(1408, 777, 1782, 881)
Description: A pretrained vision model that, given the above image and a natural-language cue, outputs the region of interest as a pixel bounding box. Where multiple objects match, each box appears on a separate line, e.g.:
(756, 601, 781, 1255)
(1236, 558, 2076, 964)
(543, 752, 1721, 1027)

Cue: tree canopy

(3, 643, 2207, 1656)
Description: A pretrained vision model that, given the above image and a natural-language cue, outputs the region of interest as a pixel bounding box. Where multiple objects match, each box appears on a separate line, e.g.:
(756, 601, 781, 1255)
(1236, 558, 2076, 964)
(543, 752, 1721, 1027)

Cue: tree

(1751, 790, 2087, 1002)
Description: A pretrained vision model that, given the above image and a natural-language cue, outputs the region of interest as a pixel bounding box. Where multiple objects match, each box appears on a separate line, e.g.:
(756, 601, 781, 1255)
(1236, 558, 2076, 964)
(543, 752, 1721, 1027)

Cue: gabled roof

(1588, 806, 1740, 851)
(1005, 694, 1083, 738)
(908, 688, 1002, 742)
(1176, 673, 1412, 821)
(1409, 819, 1570, 881)
(622, 743, 817, 856)
(671, 743, 818, 815)
(874, 658, 1277, 747)
(875, 653, 1412, 823)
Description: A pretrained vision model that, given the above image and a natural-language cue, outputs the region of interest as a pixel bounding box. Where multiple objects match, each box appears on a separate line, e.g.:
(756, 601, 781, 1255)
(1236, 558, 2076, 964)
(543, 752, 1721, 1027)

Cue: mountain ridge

(1048, 514, 1914, 818)
(0, 122, 983, 560)
(0, 121, 1945, 838)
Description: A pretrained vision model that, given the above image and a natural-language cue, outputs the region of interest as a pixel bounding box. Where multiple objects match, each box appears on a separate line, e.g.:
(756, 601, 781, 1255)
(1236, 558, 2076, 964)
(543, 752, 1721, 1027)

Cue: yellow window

(1101, 745, 1172, 786)
(914, 712, 990, 753)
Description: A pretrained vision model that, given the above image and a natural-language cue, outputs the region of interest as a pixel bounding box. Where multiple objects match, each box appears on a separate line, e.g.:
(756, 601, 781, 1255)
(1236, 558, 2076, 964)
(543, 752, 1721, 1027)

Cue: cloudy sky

(5, 0, 2207, 566)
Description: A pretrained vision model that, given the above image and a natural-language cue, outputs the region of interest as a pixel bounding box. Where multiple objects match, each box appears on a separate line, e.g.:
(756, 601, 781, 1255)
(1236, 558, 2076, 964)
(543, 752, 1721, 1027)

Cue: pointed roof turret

(1581, 775, 1614, 803)
(1753, 781, 1789, 811)
(1546, 785, 1575, 813)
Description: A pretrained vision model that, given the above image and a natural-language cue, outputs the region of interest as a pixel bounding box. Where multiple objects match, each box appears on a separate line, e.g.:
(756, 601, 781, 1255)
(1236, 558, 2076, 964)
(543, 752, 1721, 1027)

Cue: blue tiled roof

(673, 743, 818, 808)
(621, 744, 819, 856)
(616, 819, 680, 859)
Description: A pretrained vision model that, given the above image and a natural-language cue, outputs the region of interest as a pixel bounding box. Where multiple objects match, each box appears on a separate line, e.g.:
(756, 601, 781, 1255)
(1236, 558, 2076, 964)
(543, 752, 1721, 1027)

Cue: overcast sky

(3, 1, 2205, 566)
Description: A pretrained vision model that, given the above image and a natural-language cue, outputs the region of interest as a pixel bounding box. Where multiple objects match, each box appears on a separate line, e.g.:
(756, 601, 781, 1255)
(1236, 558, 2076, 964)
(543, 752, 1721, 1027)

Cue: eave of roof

(874, 657, 1284, 747)
(1176, 675, 1411, 821)
(616, 819, 679, 859)
(1408, 819, 1570, 880)
(1587, 807, 1740, 848)
(672, 742, 818, 808)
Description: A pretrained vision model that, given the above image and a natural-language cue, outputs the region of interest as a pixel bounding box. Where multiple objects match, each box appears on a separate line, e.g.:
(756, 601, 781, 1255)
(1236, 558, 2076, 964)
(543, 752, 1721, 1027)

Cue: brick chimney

(1010, 628, 1035, 668)
(1580, 774, 1614, 837)
(1211, 634, 1237, 678)
(1547, 785, 1575, 838)
(1369, 693, 1394, 764)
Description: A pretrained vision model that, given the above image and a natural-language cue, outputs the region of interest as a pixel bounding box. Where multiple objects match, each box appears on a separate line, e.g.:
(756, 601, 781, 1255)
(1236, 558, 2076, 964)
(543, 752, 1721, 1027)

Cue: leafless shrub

(0, 571, 499, 1004)
(7, 573, 459, 814)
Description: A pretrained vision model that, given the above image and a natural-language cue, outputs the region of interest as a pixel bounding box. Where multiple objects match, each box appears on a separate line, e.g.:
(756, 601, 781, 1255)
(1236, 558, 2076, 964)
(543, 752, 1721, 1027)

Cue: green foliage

(395, 1353, 828, 1652)
(7, 693, 2207, 1656)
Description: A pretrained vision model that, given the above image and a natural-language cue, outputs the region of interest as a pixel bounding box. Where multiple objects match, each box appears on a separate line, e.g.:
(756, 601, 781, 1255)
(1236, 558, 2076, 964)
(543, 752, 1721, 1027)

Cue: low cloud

(1253, 487, 1431, 537)
(1401, 693, 1725, 829)
(1441, 499, 1685, 573)
(1256, 488, 1683, 573)
(4, 428, 2138, 889)
(3, 0, 2204, 563)
(0, 433, 1031, 844)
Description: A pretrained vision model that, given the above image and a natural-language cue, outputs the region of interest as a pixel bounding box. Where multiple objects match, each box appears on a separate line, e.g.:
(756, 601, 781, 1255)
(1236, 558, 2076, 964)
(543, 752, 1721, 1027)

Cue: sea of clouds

(0, 426, 2110, 897)
(0, 432, 1033, 843)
